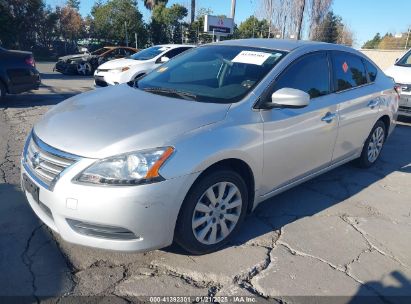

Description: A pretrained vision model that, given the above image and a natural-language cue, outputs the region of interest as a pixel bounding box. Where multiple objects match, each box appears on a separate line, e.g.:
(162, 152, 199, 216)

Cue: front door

(260, 51, 339, 195)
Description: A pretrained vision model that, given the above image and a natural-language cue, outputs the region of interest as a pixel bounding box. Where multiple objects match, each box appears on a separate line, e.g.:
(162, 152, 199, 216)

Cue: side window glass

(164, 48, 181, 59)
(273, 52, 330, 99)
(363, 59, 378, 82)
(332, 52, 367, 91)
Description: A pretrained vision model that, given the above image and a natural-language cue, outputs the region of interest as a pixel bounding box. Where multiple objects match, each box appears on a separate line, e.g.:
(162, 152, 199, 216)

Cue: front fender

(160, 112, 264, 193)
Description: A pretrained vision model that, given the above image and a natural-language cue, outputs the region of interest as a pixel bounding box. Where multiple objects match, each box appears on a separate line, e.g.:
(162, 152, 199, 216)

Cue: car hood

(98, 58, 141, 70)
(59, 54, 93, 62)
(34, 85, 230, 159)
(385, 65, 411, 84)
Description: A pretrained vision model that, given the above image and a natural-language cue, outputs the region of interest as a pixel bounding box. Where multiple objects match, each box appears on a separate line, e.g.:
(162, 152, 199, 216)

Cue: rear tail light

(25, 56, 35, 67)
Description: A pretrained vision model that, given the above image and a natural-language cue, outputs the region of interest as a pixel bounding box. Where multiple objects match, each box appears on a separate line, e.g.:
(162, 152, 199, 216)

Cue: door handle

(321, 112, 337, 123)
(367, 99, 379, 109)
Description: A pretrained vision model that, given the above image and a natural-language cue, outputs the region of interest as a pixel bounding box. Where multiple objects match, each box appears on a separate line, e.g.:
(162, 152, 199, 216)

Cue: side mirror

(160, 56, 169, 63)
(268, 88, 310, 109)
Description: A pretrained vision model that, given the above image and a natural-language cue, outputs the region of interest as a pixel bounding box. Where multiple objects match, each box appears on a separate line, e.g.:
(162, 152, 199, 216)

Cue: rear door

(329, 51, 381, 163)
(260, 51, 339, 194)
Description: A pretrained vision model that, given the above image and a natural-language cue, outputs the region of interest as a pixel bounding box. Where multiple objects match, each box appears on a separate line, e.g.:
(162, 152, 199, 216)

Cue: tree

(311, 11, 340, 43)
(36, 5, 60, 49)
(236, 16, 270, 39)
(57, 6, 84, 44)
(150, 3, 187, 44)
(308, 0, 333, 39)
(0, 0, 44, 49)
(362, 33, 382, 49)
(143, 0, 168, 10)
(92, 0, 146, 46)
(67, 0, 80, 10)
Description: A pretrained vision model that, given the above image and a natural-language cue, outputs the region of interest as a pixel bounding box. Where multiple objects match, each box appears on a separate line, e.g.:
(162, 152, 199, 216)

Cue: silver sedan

(21, 39, 398, 254)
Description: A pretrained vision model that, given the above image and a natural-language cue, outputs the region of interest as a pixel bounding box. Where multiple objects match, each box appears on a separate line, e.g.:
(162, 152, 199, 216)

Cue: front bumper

(94, 69, 133, 87)
(21, 147, 200, 252)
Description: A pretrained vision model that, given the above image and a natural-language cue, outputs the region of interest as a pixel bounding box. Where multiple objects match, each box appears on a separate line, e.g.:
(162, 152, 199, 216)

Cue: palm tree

(191, 0, 195, 23)
(143, 0, 168, 10)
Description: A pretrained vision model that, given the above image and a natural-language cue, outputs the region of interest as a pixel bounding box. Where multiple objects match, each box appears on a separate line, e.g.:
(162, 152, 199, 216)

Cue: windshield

(130, 46, 170, 61)
(136, 45, 285, 103)
(396, 49, 411, 67)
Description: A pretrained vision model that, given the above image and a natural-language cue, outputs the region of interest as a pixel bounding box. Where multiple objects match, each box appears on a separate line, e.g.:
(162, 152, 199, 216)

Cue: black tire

(355, 120, 386, 168)
(174, 169, 248, 255)
(0, 82, 6, 100)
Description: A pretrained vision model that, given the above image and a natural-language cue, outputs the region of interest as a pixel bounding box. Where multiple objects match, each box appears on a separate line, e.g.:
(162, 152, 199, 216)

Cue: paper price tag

(232, 51, 271, 65)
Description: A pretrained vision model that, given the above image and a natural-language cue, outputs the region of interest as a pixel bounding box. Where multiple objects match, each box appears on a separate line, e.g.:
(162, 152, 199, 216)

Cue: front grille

(24, 133, 79, 190)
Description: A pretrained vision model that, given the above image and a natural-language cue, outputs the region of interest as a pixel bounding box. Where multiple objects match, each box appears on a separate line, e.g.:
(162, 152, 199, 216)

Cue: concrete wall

(359, 49, 408, 71)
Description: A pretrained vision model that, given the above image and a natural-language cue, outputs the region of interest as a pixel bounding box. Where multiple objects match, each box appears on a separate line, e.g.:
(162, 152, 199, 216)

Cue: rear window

(363, 59, 378, 82)
(332, 51, 367, 92)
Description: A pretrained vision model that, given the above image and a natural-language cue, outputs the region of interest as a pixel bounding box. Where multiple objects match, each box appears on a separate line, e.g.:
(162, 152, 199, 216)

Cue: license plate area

(23, 174, 39, 204)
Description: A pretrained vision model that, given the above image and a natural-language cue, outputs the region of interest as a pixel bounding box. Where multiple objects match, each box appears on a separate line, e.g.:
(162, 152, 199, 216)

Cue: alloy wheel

(77, 62, 92, 75)
(367, 126, 384, 163)
(191, 182, 242, 245)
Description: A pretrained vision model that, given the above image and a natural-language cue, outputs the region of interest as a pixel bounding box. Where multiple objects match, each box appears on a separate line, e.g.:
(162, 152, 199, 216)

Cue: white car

(94, 44, 194, 87)
(385, 49, 411, 117)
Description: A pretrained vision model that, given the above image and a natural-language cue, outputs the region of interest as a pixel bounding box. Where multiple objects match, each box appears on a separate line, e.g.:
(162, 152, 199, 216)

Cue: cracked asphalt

(1, 63, 411, 303)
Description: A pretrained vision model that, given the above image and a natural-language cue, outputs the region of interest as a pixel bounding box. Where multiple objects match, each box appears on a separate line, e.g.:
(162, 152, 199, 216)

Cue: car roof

(156, 44, 196, 49)
(214, 38, 356, 53)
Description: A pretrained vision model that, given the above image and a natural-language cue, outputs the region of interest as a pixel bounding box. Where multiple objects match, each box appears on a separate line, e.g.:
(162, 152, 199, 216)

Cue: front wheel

(76, 62, 93, 76)
(175, 170, 248, 255)
(356, 120, 386, 168)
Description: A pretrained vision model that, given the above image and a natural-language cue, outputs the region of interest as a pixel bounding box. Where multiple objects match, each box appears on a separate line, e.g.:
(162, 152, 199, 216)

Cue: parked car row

(54, 46, 138, 75)
(94, 44, 194, 87)
(21, 39, 400, 254)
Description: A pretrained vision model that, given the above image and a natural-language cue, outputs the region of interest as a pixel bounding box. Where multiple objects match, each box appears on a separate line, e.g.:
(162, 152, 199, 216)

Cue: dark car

(54, 46, 138, 76)
(0, 47, 40, 100)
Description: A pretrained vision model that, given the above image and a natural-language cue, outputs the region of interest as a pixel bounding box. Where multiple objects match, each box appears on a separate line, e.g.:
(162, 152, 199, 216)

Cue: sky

(46, 0, 411, 48)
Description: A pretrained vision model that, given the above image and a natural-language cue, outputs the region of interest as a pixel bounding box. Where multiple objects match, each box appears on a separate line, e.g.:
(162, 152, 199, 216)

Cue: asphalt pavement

(0, 62, 411, 303)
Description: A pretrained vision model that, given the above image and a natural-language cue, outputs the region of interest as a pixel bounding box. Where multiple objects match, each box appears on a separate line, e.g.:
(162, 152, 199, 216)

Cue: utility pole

(124, 21, 129, 46)
(405, 26, 411, 50)
(230, 0, 236, 20)
(135, 32, 138, 49)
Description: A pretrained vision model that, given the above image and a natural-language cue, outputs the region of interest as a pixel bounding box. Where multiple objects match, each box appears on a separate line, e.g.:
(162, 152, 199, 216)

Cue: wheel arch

(186, 158, 256, 214)
(377, 114, 390, 138)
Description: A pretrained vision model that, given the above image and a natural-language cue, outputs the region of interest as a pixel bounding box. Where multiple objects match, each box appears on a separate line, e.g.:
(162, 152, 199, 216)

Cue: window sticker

(342, 61, 349, 73)
(232, 51, 272, 65)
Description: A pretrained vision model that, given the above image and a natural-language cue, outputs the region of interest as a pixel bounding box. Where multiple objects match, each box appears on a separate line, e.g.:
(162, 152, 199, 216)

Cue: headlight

(112, 66, 130, 73)
(75, 147, 174, 185)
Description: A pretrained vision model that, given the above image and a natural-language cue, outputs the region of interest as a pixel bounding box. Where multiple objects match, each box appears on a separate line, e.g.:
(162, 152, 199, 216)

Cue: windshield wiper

(142, 87, 198, 101)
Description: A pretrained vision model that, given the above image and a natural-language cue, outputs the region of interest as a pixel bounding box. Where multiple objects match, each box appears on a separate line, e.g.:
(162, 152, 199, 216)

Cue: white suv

(385, 49, 411, 117)
(94, 44, 194, 87)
